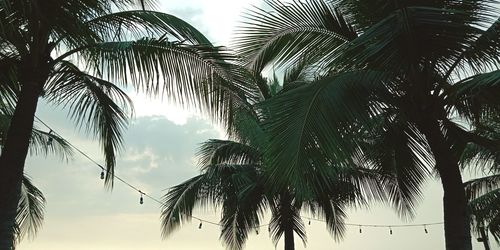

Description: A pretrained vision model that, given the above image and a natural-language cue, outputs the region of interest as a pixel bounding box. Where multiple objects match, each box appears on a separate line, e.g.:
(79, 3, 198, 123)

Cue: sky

(17, 1, 491, 250)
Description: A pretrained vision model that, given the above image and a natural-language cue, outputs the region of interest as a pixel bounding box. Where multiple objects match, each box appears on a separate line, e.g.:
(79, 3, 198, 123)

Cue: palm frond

(197, 139, 261, 167)
(229, 106, 267, 150)
(335, 4, 497, 76)
(233, 0, 357, 72)
(64, 38, 259, 130)
(469, 188, 500, 239)
(361, 115, 433, 218)
(160, 175, 207, 238)
(0, 55, 20, 109)
(445, 16, 500, 79)
(161, 162, 264, 246)
(84, 10, 211, 45)
(260, 71, 387, 193)
(14, 175, 45, 244)
(465, 175, 500, 201)
(0, 112, 73, 159)
(45, 61, 133, 185)
(28, 128, 73, 160)
(219, 178, 266, 250)
(449, 70, 500, 125)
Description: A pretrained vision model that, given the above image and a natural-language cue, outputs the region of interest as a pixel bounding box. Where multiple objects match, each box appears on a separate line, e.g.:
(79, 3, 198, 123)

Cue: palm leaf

(449, 70, 500, 124)
(84, 10, 211, 45)
(197, 139, 261, 167)
(0, 112, 73, 160)
(444, 17, 500, 79)
(260, 71, 387, 193)
(219, 169, 266, 250)
(160, 175, 207, 237)
(14, 175, 45, 244)
(233, 0, 357, 72)
(361, 114, 433, 217)
(66, 39, 259, 129)
(335, 4, 497, 77)
(465, 174, 500, 201)
(45, 61, 133, 185)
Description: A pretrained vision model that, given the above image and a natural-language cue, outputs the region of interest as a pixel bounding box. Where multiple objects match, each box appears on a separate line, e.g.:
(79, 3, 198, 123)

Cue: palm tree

(160, 75, 386, 250)
(233, 1, 500, 250)
(0, 0, 254, 248)
(465, 174, 500, 249)
(161, 139, 377, 250)
(462, 113, 500, 248)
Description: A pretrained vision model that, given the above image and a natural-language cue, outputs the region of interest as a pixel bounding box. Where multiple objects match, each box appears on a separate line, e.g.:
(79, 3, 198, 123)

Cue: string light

(33, 116, 445, 234)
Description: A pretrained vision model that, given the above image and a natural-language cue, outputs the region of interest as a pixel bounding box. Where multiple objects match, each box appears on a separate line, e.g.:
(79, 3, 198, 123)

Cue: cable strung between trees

(34, 116, 444, 233)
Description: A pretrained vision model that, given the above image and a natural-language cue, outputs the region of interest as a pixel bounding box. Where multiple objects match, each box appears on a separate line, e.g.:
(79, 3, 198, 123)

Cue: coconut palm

(465, 174, 500, 249)
(161, 139, 380, 250)
(462, 113, 500, 248)
(160, 75, 387, 250)
(0, 0, 256, 248)
(233, 1, 500, 249)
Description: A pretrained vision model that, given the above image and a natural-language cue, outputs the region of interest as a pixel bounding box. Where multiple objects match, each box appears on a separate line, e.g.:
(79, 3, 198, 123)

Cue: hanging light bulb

(268, 225, 271, 233)
(100, 170, 105, 180)
(255, 228, 259, 235)
(359, 226, 362, 234)
(139, 192, 144, 204)
(198, 221, 203, 229)
(424, 225, 428, 234)
(389, 227, 393, 235)
(308, 220, 311, 225)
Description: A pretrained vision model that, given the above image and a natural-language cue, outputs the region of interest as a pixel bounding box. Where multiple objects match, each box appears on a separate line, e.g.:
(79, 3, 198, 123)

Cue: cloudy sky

(18, 1, 488, 250)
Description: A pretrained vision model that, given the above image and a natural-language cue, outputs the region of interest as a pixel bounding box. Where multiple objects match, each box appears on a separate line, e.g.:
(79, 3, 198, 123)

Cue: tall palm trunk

(283, 224, 295, 250)
(280, 192, 295, 250)
(0, 64, 46, 249)
(419, 119, 472, 250)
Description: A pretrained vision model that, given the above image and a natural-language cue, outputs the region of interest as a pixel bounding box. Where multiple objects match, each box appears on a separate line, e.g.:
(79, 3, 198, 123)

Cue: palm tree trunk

(283, 225, 295, 250)
(419, 119, 472, 250)
(280, 192, 295, 250)
(0, 80, 43, 249)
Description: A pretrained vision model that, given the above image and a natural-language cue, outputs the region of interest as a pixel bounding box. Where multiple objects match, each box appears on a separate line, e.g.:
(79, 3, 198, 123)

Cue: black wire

(33, 115, 444, 230)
